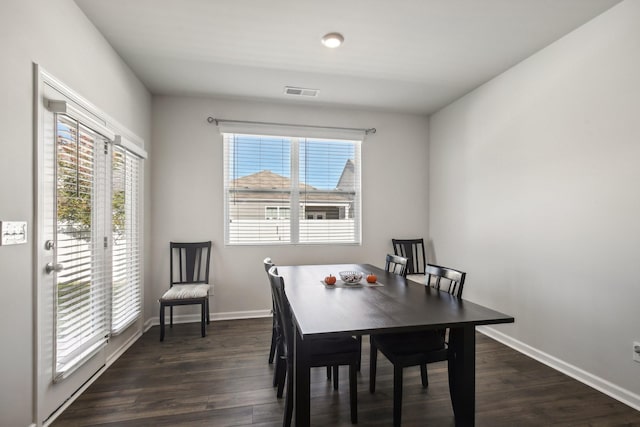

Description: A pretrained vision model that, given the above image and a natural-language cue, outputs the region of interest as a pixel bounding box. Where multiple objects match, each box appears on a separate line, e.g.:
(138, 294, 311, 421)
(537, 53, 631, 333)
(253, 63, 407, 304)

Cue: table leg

(294, 323, 310, 426)
(448, 326, 475, 427)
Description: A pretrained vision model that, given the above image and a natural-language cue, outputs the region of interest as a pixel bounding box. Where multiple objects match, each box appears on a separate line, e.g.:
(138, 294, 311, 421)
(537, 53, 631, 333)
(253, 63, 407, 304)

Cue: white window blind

(54, 114, 109, 380)
(110, 145, 142, 335)
(223, 132, 361, 245)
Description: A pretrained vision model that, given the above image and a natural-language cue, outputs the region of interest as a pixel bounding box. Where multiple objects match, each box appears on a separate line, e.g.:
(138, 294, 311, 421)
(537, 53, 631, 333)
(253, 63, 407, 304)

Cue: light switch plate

(0, 221, 28, 245)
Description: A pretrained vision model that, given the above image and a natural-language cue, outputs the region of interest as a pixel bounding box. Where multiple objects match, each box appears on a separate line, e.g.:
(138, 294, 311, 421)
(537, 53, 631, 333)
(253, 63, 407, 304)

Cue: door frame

(33, 64, 146, 427)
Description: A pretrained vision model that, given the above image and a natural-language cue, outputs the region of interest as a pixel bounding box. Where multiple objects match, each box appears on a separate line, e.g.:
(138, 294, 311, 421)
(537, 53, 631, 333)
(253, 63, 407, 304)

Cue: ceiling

(74, 0, 621, 115)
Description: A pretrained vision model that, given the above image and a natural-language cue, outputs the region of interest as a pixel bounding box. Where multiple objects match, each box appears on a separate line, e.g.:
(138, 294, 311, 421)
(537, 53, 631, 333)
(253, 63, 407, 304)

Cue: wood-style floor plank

(52, 318, 640, 426)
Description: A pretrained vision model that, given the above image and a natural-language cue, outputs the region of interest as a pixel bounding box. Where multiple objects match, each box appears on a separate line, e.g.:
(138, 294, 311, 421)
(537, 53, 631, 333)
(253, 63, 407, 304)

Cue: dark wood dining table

(277, 263, 515, 426)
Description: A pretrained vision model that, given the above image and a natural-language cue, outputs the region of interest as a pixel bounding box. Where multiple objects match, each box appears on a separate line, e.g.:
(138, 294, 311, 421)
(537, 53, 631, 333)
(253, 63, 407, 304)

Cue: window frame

(223, 132, 362, 246)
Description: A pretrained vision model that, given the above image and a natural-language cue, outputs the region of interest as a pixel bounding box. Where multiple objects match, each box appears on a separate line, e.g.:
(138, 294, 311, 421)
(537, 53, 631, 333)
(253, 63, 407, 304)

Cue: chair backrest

(425, 264, 466, 298)
(392, 238, 427, 275)
(170, 241, 212, 286)
(264, 257, 277, 312)
(268, 266, 294, 359)
(385, 254, 408, 277)
(263, 257, 274, 273)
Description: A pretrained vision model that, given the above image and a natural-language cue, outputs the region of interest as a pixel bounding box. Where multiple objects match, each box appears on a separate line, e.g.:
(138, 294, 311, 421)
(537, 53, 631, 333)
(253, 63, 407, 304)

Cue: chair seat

(161, 284, 210, 301)
(406, 273, 426, 284)
(374, 330, 444, 355)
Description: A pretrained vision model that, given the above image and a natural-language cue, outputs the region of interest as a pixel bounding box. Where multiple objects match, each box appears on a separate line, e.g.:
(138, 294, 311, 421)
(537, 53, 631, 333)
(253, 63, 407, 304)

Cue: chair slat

(392, 238, 427, 275)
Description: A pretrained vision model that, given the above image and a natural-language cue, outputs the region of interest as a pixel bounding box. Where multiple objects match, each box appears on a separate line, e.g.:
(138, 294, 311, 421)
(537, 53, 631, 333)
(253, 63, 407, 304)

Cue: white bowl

(339, 271, 363, 284)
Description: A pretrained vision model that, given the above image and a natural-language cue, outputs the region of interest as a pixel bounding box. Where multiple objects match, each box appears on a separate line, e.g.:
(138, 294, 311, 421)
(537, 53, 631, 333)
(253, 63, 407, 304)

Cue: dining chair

(268, 266, 359, 425)
(385, 253, 409, 277)
(263, 257, 284, 392)
(159, 241, 212, 342)
(392, 238, 427, 284)
(369, 263, 466, 427)
(267, 261, 346, 397)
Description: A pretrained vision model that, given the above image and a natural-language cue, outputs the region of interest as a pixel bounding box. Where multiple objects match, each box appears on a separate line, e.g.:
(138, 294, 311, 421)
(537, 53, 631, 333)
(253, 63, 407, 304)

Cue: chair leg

(333, 365, 339, 390)
(420, 364, 429, 388)
(349, 363, 358, 424)
(170, 306, 173, 328)
(393, 365, 403, 427)
(206, 297, 210, 325)
(272, 345, 280, 387)
(283, 359, 294, 427)
(356, 335, 362, 372)
(327, 365, 332, 380)
(369, 337, 377, 393)
(200, 301, 206, 337)
(159, 303, 165, 342)
(269, 323, 277, 364)
(273, 333, 283, 386)
(276, 356, 286, 398)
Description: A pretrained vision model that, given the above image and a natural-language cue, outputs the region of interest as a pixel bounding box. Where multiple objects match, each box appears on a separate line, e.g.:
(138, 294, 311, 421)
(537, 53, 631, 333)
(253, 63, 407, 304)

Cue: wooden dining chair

(385, 253, 408, 277)
(264, 257, 286, 392)
(268, 266, 359, 426)
(369, 264, 466, 427)
(392, 238, 427, 284)
(267, 260, 346, 396)
(159, 241, 212, 342)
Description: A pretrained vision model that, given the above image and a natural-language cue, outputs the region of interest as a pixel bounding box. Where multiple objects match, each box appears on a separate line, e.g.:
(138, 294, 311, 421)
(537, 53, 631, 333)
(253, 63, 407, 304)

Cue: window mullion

(290, 137, 300, 244)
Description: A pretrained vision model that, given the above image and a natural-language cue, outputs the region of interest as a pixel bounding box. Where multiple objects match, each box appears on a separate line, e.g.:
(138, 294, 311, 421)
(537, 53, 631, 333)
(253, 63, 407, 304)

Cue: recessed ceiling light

(321, 32, 344, 48)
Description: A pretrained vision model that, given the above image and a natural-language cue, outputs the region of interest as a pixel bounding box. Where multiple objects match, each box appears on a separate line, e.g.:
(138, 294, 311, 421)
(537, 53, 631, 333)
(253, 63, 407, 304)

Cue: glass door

(39, 108, 110, 422)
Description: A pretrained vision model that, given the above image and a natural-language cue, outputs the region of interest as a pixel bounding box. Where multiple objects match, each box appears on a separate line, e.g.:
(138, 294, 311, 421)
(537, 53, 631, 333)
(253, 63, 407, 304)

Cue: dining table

(276, 263, 515, 427)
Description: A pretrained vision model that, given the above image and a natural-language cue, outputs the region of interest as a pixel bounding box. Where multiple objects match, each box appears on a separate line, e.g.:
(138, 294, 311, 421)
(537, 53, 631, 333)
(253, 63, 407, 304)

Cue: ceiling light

(321, 32, 344, 48)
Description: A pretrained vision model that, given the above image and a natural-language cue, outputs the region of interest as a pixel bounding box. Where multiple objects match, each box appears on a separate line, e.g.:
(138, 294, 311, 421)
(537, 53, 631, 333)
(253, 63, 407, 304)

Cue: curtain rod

(206, 117, 376, 135)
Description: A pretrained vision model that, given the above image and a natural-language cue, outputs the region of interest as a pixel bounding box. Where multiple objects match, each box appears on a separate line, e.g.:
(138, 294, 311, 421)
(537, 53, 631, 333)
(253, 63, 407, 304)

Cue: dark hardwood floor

(52, 318, 640, 426)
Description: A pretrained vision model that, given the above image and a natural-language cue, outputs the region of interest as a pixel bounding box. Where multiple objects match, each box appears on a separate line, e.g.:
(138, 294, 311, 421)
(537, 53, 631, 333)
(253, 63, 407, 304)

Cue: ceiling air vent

(284, 86, 319, 97)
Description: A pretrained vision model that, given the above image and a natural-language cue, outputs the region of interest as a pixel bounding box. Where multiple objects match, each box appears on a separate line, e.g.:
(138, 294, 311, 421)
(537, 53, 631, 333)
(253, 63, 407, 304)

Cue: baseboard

(211, 309, 272, 321)
(146, 309, 272, 327)
(478, 326, 640, 412)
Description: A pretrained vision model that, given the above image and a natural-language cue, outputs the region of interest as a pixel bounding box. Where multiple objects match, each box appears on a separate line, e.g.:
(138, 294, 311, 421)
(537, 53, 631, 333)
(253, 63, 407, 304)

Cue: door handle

(45, 263, 64, 274)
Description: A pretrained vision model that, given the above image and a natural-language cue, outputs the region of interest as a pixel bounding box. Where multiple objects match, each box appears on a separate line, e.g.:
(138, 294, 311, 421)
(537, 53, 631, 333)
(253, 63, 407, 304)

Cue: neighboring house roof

(230, 170, 315, 191)
(229, 169, 354, 203)
(336, 159, 355, 191)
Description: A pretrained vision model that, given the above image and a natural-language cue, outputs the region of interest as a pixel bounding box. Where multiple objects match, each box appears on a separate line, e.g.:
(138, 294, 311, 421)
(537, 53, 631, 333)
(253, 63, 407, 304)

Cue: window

(266, 206, 290, 220)
(54, 114, 110, 376)
(223, 132, 361, 245)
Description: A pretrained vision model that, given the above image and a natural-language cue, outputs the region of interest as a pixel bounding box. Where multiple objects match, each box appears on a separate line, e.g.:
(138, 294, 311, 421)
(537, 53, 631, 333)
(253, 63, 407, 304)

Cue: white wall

(429, 0, 640, 408)
(0, 1, 151, 426)
(150, 96, 429, 320)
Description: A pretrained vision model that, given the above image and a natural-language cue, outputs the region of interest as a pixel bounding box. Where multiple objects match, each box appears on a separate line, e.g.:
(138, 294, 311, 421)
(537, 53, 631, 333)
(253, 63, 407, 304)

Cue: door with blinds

(37, 72, 146, 424)
(39, 110, 111, 421)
